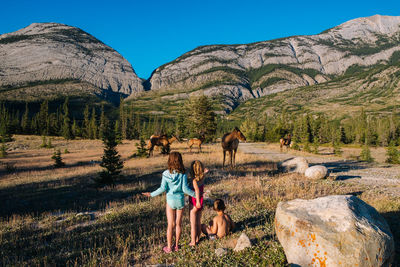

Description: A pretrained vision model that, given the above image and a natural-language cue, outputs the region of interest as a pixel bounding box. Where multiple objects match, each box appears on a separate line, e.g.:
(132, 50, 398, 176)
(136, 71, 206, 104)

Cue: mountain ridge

(1, 15, 400, 115)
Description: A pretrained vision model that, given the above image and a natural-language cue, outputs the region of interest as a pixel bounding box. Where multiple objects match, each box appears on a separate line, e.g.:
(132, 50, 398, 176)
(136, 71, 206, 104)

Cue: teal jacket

(150, 170, 196, 199)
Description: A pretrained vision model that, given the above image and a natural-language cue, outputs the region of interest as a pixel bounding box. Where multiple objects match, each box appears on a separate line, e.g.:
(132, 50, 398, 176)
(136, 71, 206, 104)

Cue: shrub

(51, 149, 65, 168)
(360, 144, 374, 162)
(333, 142, 343, 156)
(0, 142, 7, 158)
(386, 142, 400, 164)
(132, 137, 148, 158)
(303, 142, 312, 153)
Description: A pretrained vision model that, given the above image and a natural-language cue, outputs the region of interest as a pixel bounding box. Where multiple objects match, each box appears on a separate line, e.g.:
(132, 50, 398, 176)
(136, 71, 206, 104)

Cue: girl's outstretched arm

(150, 175, 168, 197)
(182, 174, 196, 198)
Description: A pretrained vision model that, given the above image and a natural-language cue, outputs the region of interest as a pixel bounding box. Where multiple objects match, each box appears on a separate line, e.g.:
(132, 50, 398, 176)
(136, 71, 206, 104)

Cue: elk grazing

(188, 133, 206, 153)
(147, 134, 178, 157)
(280, 134, 292, 152)
(221, 127, 246, 167)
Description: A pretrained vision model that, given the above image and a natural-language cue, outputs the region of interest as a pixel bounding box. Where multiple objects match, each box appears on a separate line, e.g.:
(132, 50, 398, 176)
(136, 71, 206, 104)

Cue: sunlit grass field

(0, 136, 399, 266)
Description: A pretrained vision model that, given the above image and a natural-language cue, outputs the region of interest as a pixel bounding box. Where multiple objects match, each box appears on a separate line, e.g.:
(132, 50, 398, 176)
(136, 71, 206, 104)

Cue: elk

(221, 127, 246, 167)
(147, 134, 178, 157)
(280, 134, 292, 152)
(188, 133, 206, 153)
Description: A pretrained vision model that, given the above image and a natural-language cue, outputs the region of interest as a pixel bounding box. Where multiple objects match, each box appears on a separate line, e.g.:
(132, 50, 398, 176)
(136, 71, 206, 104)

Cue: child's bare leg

(195, 209, 202, 243)
(175, 208, 184, 248)
(189, 205, 197, 246)
(166, 204, 176, 249)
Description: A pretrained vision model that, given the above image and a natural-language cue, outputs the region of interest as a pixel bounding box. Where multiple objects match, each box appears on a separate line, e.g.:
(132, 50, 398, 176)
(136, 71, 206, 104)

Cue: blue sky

(1, 0, 399, 79)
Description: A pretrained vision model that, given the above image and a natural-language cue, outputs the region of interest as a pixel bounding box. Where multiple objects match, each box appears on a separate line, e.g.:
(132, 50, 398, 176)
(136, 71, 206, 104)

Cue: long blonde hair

(190, 160, 205, 182)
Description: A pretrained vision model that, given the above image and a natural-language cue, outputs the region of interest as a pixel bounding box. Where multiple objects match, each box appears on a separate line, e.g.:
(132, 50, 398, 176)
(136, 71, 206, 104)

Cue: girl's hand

(204, 168, 209, 174)
(142, 192, 151, 197)
(196, 201, 201, 209)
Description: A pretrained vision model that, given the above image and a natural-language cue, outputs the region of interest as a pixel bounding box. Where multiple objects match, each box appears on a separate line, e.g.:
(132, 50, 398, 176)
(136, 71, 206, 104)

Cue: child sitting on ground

(201, 199, 234, 239)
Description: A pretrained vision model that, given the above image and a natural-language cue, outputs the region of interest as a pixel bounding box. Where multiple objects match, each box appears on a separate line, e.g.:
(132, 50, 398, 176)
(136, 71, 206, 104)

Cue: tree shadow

(0, 160, 98, 176)
(0, 168, 165, 218)
(335, 175, 362, 181)
(312, 160, 370, 174)
(381, 210, 400, 265)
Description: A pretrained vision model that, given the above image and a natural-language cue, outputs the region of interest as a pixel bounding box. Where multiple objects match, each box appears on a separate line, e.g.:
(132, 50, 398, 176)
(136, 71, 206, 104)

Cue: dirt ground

(239, 143, 400, 197)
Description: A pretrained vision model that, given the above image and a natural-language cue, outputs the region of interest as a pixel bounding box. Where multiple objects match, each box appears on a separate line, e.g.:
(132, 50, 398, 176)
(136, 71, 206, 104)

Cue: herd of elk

(280, 134, 292, 152)
(146, 127, 247, 168)
(147, 134, 178, 157)
(221, 127, 246, 167)
(188, 134, 205, 153)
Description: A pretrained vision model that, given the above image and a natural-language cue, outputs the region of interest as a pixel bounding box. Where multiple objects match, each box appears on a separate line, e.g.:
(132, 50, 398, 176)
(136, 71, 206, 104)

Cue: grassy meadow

(0, 135, 399, 266)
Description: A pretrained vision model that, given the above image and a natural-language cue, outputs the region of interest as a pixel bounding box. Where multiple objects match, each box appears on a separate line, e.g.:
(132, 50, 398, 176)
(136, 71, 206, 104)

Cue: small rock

(304, 165, 328, 179)
(234, 233, 252, 251)
(279, 157, 309, 174)
(215, 247, 228, 257)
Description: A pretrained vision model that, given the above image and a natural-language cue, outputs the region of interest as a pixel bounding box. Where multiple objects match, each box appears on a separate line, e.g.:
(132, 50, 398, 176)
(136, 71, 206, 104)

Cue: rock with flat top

(305, 165, 328, 180)
(275, 195, 395, 267)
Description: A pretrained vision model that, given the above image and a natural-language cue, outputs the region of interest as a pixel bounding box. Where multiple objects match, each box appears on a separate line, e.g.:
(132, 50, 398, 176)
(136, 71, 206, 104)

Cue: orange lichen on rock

(310, 233, 316, 242)
(298, 239, 306, 248)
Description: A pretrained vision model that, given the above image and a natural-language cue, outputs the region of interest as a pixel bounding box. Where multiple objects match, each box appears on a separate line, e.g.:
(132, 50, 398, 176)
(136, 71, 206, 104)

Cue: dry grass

(0, 135, 399, 266)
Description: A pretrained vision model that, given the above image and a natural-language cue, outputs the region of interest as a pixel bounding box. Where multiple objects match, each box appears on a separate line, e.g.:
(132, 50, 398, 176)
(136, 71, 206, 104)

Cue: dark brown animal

(221, 127, 246, 167)
(188, 134, 205, 153)
(280, 134, 292, 152)
(147, 135, 178, 157)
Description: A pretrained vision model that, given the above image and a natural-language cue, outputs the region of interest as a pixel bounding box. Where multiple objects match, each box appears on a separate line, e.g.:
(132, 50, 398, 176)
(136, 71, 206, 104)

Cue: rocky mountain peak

(329, 15, 400, 40)
(0, 22, 144, 98)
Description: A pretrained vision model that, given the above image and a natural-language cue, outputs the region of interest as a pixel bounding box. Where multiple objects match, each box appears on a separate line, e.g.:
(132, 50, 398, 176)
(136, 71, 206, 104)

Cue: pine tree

(40, 136, 47, 148)
(133, 137, 148, 157)
(120, 97, 128, 140)
(51, 149, 65, 168)
(184, 95, 216, 140)
(83, 105, 90, 139)
(0, 103, 12, 142)
(89, 107, 97, 139)
(97, 124, 124, 185)
(62, 97, 73, 140)
(47, 138, 53, 149)
(386, 141, 400, 164)
(0, 142, 7, 158)
(114, 120, 122, 143)
(39, 100, 49, 135)
(98, 103, 107, 140)
(21, 102, 30, 134)
(71, 119, 80, 138)
(360, 144, 373, 162)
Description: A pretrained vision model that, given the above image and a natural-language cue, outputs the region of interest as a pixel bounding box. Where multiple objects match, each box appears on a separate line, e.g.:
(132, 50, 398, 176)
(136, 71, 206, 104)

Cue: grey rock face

(147, 15, 400, 112)
(0, 23, 144, 97)
(275, 195, 395, 267)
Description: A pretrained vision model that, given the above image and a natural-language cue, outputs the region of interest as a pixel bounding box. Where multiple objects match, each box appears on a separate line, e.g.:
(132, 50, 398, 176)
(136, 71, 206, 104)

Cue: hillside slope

(140, 15, 400, 113)
(0, 23, 144, 101)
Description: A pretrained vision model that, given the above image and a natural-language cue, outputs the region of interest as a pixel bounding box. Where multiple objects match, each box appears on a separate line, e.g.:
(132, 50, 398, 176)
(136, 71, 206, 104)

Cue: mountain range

(1, 15, 400, 117)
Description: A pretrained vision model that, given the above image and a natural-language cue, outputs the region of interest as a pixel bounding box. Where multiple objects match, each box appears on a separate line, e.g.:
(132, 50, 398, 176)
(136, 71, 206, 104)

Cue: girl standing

(189, 160, 208, 246)
(142, 152, 195, 253)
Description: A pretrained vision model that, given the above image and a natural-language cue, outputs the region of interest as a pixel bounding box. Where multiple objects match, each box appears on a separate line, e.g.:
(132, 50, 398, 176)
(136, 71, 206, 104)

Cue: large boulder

(275, 195, 395, 267)
(279, 157, 309, 174)
(305, 165, 328, 180)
